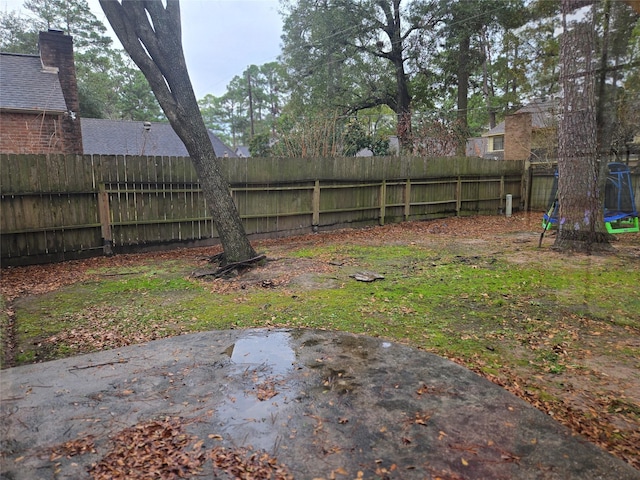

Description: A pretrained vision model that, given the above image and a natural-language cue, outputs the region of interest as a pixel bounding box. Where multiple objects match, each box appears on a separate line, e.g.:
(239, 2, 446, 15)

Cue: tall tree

(259, 62, 288, 136)
(616, 15, 640, 159)
(553, 0, 610, 252)
(594, 0, 640, 156)
(364, 0, 417, 149)
(113, 57, 164, 121)
(198, 62, 287, 150)
(225, 72, 255, 146)
(431, 0, 527, 152)
(24, 0, 111, 50)
(198, 94, 234, 146)
(0, 11, 38, 53)
(280, 0, 439, 151)
(281, 0, 376, 115)
(99, 0, 257, 265)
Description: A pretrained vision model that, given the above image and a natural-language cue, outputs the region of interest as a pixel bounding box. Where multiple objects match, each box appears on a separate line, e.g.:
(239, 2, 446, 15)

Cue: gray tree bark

(553, 0, 611, 253)
(99, 0, 257, 264)
(456, 35, 470, 156)
(374, 0, 413, 151)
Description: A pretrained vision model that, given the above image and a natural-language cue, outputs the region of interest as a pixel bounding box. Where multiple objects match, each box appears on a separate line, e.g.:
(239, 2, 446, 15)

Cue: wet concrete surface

(1, 328, 638, 479)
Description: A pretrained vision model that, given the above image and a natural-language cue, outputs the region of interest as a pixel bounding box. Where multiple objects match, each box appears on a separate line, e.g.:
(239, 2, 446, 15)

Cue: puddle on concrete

(216, 330, 298, 453)
(227, 330, 296, 376)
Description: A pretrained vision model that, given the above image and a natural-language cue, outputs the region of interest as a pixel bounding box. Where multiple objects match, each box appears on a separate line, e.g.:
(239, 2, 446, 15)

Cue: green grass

(4, 241, 640, 370)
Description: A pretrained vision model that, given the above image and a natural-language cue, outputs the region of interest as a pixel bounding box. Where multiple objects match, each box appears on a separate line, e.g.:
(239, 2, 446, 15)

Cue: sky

(1, 0, 284, 99)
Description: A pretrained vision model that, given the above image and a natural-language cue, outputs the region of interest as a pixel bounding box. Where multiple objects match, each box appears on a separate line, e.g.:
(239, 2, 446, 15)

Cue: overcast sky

(2, 0, 284, 99)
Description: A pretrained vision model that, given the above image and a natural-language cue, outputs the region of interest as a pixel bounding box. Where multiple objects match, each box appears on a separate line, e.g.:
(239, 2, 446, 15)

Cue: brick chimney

(504, 112, 532, 161)
(38, 30, 83, 154)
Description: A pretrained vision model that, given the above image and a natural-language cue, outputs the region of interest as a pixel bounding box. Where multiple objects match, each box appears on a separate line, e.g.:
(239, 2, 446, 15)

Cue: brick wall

(0, 111, 66, 154)
(504, 113, 532, 161)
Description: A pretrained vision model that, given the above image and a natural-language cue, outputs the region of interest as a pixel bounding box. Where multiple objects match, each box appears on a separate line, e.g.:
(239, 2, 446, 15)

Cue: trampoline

(542, 162, 639, 234)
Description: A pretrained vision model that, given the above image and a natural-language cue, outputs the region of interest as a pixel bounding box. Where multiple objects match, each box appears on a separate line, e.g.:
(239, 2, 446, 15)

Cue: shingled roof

(1, 50, 236, 158)
(80, 118, 237, 158)
(0, 52, 67, 114)
(483, 98, 559, 138)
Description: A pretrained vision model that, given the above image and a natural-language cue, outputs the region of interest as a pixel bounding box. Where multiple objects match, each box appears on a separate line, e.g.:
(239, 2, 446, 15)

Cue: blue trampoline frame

(542, 162, 639, 234)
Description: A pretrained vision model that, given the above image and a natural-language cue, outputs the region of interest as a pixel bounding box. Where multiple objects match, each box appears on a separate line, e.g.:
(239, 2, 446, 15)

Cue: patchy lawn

(2, 212, 639, 470)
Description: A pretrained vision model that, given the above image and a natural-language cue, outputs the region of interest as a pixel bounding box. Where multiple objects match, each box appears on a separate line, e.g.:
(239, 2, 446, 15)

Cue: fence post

(379, 180, 386, 226)
(523, 160, 531, 211)
(98, 183, 113, 255)
(312, 180, 320, 230)
(456, 176, 462, 216)
(500, 175, 505, 213)
(404, 179, 411, 220)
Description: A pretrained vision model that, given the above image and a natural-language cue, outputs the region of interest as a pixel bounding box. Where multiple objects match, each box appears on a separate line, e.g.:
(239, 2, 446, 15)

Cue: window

(491, 135, 504, 151)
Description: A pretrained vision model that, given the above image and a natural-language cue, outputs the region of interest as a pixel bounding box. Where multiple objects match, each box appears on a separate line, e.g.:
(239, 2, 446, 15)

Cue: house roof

(235, 146, 251, 158)
(80, 118, 237, 158)
(483, 98, 559, 138)
(0, 52, 67, 114)
(483, 123, 505, 137)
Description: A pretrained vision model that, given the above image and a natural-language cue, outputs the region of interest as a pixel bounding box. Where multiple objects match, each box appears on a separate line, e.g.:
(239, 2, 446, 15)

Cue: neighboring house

(481, 98, 559, 161)
(0, 30, 83, 154)
(466, 137, 489, 158)
(81, 118, 236, 158)
(235, 145, 251, 158)
(480, 122, 505, 160)
(1, 30, 235, 159)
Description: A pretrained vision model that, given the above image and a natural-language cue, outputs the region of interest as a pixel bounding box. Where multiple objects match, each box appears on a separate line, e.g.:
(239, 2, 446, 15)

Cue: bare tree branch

(99, 0, 179, 114)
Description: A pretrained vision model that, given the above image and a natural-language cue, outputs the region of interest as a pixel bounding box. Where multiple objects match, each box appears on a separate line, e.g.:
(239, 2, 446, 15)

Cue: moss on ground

(6, 240, 638, 372)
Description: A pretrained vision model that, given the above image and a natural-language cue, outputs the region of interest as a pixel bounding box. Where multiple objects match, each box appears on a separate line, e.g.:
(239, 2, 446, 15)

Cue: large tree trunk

(553, 0, 611, 253)
(456, 35, 470, 156)
(481, 28, 496, 129)
(99, 0, 257, 264)
(394, 67, 412, 153)
(378, 0, 412, 152)
(596, 0, 611, 157)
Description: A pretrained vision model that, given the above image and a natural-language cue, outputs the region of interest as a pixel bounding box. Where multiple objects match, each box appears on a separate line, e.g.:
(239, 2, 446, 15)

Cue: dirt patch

(189, 256, 340, 295)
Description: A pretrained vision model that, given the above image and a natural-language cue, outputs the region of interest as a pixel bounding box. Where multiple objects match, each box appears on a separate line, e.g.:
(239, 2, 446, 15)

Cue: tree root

(193, 254, 266, 279)
(551, 231, 616, 254)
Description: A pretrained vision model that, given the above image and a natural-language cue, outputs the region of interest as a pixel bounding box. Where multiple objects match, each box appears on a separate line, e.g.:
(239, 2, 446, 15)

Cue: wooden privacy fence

(2, 154, 526, 266)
